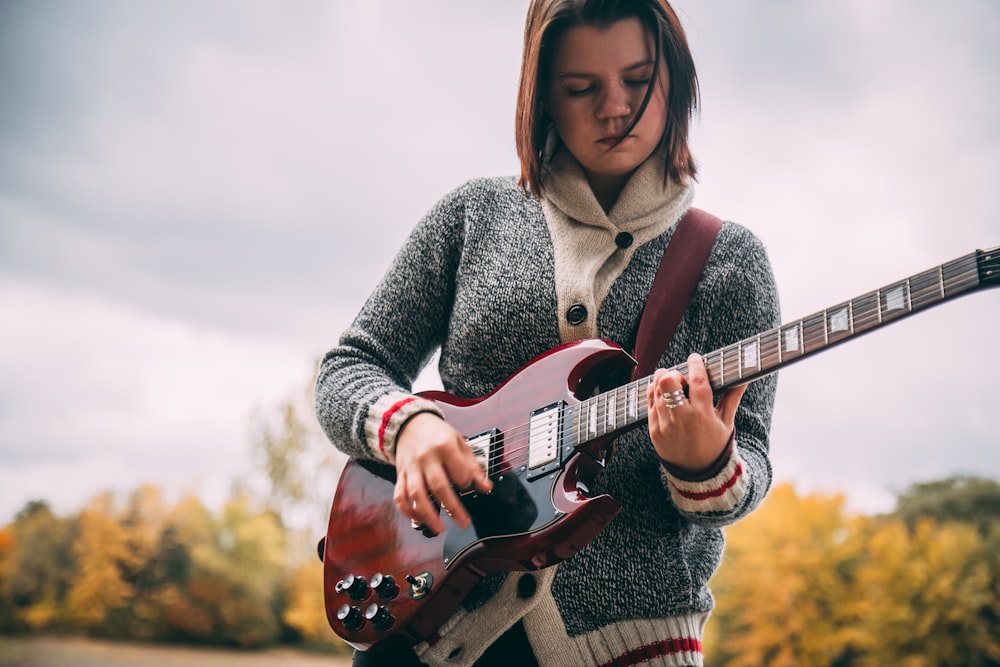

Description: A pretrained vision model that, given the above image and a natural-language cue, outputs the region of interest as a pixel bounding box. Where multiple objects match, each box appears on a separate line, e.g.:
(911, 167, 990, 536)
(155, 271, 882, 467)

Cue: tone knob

(365, 603, 394, 631)
(371, 572, 399, 600)
(336, 604, 364, 631)
(338, 574, 370, 601)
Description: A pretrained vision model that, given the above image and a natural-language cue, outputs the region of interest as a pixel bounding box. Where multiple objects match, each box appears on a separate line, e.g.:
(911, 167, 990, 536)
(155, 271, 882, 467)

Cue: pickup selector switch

(371, 573, 399, 600)
(336, 604, 364, 631)
(365, 603, 394, 631)
(337, 574, 370, 601)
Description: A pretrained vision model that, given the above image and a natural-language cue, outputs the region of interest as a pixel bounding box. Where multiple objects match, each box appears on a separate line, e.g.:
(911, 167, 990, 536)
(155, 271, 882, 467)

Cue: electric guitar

(321, 246, 999, 651)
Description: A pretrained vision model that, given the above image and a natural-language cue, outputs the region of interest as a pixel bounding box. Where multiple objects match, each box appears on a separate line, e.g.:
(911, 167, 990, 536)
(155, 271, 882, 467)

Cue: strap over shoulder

(632, 207, 723, 378)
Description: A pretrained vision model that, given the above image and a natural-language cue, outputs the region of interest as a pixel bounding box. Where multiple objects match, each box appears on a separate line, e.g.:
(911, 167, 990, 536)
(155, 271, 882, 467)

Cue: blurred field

(0, 636, 353, 667)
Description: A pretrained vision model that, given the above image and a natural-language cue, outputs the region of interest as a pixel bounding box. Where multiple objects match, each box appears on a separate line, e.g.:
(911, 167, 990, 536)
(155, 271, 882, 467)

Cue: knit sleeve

(661, 222, 781, 525)
(313, 183, 471, 464)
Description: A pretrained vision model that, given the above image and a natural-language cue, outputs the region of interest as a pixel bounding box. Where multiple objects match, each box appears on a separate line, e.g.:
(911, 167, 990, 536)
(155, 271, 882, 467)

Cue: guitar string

(474, 273, 977, 477)
(463, 264, 981, 481)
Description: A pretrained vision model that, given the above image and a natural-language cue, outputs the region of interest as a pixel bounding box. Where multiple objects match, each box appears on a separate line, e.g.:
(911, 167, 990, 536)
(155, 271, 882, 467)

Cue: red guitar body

(322, 339, 632, 650)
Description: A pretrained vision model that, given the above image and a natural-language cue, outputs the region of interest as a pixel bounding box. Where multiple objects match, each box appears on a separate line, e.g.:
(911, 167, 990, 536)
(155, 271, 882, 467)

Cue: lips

(597, 134, 635, 146)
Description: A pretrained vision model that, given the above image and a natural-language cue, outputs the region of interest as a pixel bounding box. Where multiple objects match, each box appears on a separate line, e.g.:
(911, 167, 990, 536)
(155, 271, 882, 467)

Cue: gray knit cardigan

(315, 157, 780, 667)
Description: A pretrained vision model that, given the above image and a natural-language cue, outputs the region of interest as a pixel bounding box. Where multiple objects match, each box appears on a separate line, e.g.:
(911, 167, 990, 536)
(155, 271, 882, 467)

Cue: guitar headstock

(978, 246, 1000, 288)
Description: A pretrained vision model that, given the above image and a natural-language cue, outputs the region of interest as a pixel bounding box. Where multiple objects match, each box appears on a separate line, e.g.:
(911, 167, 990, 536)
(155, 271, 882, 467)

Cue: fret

(759, 328, 781, 373)
(851, 291, 880, 334)
(909, 267, 943, 311)
(705, 350, 723, 388)
(605, 389, 617, 431)
(943, 254, 981, 295)
(880, 281, 909, 322)
(801, 313, 826, 354)
(722, 343, 742, 381)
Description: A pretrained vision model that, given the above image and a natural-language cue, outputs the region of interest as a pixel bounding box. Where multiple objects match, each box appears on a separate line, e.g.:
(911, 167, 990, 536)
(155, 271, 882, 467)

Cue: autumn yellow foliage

(707, 481, 1000, 667)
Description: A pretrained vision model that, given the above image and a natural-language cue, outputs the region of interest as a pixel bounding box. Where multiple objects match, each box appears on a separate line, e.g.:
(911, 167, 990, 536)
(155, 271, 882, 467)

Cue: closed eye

(566, 85, 596, 97)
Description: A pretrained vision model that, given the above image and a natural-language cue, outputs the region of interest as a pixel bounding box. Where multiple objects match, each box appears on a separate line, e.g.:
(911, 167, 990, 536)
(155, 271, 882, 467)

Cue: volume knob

(336, 604, 364, 631)
(365, 603, 394, 631)
(371, 572, 399, 600)
(337, 573, 370, 601)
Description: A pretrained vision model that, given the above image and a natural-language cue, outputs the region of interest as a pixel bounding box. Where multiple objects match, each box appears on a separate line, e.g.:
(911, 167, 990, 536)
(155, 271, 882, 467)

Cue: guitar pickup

(526, 403, 563, 481)
(467, 429, 499, 480)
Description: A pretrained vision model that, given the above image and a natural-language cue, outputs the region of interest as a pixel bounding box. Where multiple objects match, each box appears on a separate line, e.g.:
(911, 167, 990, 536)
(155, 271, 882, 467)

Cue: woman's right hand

(393, 412, 493, 535)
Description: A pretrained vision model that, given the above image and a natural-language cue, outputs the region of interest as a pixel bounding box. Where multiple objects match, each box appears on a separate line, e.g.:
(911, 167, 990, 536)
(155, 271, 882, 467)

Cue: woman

(315, 1, 780, 665)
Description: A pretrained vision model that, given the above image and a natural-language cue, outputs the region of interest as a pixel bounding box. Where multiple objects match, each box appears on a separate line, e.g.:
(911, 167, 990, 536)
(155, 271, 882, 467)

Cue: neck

(587, 171, 632, 213)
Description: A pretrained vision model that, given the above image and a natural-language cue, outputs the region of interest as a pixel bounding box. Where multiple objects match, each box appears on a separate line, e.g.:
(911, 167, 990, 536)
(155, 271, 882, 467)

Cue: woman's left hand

(646, 353, 746, 475)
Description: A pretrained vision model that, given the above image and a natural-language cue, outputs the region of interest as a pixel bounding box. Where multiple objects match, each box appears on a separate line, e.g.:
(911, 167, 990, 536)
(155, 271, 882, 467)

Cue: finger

(425, 469, 466, 531)
(686, 353, 712, 404)
(394, 470, 421, 521)
(470, 458, 494, 494)
(654, 369, 690, 417)
(647, 371, 664, 430)
(716, 383, 748, 428)
(403, 471, 442, 534)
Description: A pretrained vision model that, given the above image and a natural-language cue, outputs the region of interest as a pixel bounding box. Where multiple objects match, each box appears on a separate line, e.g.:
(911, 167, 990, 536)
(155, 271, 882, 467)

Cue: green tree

(893, 476, 1000, 533)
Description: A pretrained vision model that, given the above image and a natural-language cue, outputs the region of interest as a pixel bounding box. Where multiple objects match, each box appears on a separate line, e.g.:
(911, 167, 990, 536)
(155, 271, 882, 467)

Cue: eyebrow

(559, 60, 655, 79)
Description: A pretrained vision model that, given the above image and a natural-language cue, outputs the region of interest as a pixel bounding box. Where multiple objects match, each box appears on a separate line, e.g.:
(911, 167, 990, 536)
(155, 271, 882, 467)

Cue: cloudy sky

(1, 0, 998, 524)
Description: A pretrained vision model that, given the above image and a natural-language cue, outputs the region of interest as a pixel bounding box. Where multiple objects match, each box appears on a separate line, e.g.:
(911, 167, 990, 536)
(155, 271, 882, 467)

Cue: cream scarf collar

(539, 147, 694, 342)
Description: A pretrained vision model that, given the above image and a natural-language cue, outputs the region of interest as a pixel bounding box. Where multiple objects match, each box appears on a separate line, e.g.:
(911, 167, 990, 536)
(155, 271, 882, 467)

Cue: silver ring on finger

(663, 389, 686, 409)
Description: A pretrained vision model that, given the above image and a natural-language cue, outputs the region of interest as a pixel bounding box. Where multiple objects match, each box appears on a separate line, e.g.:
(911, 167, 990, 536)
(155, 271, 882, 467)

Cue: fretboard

(567, 246, 999, 447)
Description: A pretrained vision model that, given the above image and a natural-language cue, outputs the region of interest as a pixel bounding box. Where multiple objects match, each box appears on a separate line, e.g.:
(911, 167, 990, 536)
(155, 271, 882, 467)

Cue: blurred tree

(166, 492, 289, 647)
(707, 483, 865, 666)
(0, 500, 76, 631)
(64, 492, 132, 630)
(248, 363, 347, 648)
(250, 363, 345, 533)
(0, 525, 17, 630)
(851, 517, 998, 666)
(282, 556, 349, 652)
(892, 475, 1000, 665)
(893, 476, 1000, 533)
(117, 485, 172, 637)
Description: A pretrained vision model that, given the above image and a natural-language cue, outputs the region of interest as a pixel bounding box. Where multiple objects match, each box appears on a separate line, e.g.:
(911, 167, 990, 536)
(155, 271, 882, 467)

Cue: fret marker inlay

(744, 341, 758, 368)
(830, 307, 849, 332)
(886, 286, 905, 311)
(784, 326, 800, 352)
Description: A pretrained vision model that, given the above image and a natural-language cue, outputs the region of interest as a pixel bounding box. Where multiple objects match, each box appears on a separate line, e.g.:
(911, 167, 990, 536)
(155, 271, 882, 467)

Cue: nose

(596, 84, 632, 120)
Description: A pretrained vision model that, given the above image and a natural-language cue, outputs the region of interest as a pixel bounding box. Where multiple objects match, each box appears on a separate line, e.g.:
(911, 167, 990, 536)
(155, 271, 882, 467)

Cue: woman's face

(546, 17, 669, 191)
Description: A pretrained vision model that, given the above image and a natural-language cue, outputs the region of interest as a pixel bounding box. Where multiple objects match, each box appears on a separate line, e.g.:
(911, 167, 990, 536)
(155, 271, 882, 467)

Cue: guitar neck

(569, 246, 1000, 445)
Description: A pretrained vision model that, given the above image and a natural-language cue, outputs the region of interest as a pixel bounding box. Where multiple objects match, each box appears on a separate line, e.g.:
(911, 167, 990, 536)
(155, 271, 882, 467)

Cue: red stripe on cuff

(377, 397, 417, 457)
(600, 637, 703, 667)
(672, 461, 744, 501)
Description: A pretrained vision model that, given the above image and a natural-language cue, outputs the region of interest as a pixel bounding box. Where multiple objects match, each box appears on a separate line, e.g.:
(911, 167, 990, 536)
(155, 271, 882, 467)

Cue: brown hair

(515, 0, 699, 194)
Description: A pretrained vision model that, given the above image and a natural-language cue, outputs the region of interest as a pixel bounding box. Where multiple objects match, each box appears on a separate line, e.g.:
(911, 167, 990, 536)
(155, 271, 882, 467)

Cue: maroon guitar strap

(632, 207, 723, 379)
